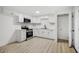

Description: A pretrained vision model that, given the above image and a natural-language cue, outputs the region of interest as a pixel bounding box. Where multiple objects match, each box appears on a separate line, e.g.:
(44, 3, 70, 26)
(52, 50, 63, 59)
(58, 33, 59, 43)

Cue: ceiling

(3, 6, 73, 16)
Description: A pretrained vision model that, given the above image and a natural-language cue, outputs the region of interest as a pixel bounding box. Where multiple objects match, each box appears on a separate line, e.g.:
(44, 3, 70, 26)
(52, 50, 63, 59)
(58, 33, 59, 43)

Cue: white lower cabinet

(33, 29, 38, 36)
(39, 30, 46, 37)
(16, 30, 26, 42)
(33, 29, 56, 39)
(21, 29, 26, 41)
(16, 30, 21, 42)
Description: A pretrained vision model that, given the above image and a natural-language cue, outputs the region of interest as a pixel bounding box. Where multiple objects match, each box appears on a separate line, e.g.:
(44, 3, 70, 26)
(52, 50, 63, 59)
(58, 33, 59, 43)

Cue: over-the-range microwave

(24, 18, 31, 23)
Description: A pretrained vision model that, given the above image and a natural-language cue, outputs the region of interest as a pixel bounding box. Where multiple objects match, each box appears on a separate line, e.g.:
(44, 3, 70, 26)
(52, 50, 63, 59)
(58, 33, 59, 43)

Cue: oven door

(26, 31, 33, 38)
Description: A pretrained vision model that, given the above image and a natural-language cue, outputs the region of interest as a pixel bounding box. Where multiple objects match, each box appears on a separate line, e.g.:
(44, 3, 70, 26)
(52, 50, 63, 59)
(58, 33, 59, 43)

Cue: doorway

(57, 14, 69, 40)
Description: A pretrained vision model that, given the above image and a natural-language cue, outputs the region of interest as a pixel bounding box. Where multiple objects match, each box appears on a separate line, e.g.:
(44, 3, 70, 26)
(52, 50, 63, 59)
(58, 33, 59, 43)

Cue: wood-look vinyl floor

(0, 37, 75, 53)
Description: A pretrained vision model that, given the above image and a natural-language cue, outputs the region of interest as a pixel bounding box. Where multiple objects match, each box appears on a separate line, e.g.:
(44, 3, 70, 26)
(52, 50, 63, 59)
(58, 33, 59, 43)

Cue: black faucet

(44, 25, 47, 29)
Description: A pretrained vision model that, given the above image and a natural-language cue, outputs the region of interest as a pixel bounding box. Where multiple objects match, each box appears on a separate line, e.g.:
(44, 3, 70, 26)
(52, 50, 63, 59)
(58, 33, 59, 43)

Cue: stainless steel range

(21, 26, 33, 40)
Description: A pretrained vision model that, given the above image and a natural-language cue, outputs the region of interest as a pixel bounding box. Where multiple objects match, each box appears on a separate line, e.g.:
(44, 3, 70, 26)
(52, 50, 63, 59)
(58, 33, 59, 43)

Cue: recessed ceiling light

(36, 11, 40, 13)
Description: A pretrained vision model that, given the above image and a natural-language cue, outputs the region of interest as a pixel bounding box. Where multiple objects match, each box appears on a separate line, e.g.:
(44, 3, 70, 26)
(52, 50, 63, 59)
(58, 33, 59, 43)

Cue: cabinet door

(47, 30, 56, 39)
(16, 30, 24, 42)
(14, 16, 19, 23)
(44, 30, 48, 38)
(16, 30, 21, 42)
(39, 30, 46, 37)
(48, 30, 54, 39)
(37, 30, 41, 37)
(19, 14, 24, 22)
(33, 29, 38, 36)
(31, 17, 36, 23)
(49, 15, 56, 23)
(31, 17, 40, 23)
(21, 30, 26, 42)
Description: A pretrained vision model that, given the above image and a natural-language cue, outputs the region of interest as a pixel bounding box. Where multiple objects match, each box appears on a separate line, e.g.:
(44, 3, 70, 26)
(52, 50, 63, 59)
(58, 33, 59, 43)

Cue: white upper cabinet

(31, 17, 40, 23)
(49, 15, 56, 23)
(18, 14, 32, 23)
(33, 29, 56, 39)
(18, 14, 24, 22)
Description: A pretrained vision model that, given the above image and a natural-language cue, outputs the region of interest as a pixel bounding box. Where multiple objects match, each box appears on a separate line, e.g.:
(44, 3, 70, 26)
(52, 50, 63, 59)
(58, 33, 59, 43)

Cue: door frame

(69, 12, 72, 47)
(57, 12, 72, 47)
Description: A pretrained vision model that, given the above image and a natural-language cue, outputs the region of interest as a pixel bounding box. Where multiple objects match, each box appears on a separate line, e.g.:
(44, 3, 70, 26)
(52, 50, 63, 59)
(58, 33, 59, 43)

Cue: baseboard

(33, 36, 55, 40)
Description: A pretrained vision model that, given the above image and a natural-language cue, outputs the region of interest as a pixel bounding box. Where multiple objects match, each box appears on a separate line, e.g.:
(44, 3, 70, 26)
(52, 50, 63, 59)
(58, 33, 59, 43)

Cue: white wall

(0, 7, 33, 47)
(0, 14, 16, 47)
(0, 7, 1, 13)
(74, 7, 79, 52)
